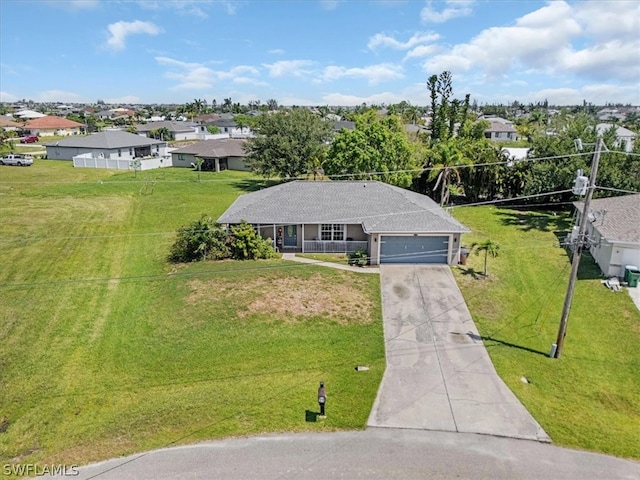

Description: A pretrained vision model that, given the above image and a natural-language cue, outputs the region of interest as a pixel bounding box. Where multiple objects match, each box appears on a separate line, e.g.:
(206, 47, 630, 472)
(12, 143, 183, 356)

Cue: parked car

(0, 154, 34, 166)
(20, 135, 39, 143)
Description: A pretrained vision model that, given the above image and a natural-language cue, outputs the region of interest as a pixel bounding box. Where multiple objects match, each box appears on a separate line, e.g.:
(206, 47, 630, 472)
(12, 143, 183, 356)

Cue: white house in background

(0, 116, 22, 132)
(574, 193, 640, 277)
(501, 147, 530, 165)
(171, 138, 249, 171)
(136, 121, 206, 140)
(483, 116, 518, 142)
(13, 109, 46, 119)
(596, 123, 637, 152)
(44, 130, 169, 170)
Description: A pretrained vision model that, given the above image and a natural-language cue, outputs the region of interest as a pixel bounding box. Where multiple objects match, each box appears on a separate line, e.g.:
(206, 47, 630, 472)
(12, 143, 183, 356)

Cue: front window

(320, 224, 344, 241)
(117, 149, 121, 157)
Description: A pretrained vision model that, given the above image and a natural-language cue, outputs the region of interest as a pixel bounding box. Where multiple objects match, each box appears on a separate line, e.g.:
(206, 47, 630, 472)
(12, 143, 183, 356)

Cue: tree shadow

(467, 332, 549, 358)
(458, 266, 481, 279)
(235, 178, 282, 193)
(496, 208, 572, 234)
(305, 410, 319, 422)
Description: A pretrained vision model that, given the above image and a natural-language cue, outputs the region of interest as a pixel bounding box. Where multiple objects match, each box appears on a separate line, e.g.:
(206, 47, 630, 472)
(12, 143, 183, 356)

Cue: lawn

(452, 206, 640, 459)
(0, 162, 384, 471)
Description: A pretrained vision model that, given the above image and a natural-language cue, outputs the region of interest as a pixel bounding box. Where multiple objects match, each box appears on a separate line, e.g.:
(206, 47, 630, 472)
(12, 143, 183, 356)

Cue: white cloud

(368, 32, 440, 51)
(105, 95, 141, 104)
(421, 0, 474, 23)
(105, 20, 161, 51)
(216, 65, 260, 80)
(262, 60, 316, 77)
(268, 48, 285, 55)
(233, 77, 269, 86)
(562, 40, 640, 82)
(0, 91, 18, 102)
(37, 90, 87, 102)
(322, 91, 405, 107)
(155, 56, 214, 89)
(320, 0, 339, 10)
(322, 64, 404, 84)
(404, 44, 440, 61)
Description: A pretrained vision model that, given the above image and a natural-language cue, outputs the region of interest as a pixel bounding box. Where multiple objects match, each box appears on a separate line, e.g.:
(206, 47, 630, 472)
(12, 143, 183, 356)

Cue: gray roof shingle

(136, 121, 195, 133)
(574, 193, 640, 244)
(171, 138, 248, 158)
(218, 181, 469, 234)
(43, 130, 165, 149)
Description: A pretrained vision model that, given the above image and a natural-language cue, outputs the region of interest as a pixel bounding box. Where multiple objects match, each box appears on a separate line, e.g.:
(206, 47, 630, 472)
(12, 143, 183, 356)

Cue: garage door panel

(380, 236, 449, 264)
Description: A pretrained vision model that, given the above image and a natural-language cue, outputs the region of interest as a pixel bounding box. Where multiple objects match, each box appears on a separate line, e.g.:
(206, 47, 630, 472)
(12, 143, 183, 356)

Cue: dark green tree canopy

(245, 109, 334, 179)
(323, 111, 418, 187)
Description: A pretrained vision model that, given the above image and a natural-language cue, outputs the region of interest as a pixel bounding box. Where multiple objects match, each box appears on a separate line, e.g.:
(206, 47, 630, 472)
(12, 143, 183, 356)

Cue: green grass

(0, 162, 384, 470)
(453, 206, 640, 459)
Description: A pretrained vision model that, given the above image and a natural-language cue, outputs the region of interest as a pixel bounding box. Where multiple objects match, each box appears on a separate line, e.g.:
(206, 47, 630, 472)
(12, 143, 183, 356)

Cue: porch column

(302, 224, 305, 253)
(273, 224, 276, 249)
(214, 158, 220, 172)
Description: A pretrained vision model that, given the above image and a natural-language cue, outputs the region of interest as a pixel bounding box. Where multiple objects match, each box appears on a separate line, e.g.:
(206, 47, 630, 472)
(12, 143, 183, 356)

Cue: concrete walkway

(281, 252, 380, 274)
(628, 286, 640, 313)
(368, 265, 550, 442)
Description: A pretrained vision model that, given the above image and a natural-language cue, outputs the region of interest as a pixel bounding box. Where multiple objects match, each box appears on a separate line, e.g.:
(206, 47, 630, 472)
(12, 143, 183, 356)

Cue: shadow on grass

(305, 410, 319, 422)
(458, 266, 481, 279)
(496, 209, 572, 234)
(236, 178, 282, 193)
(468, 332, 549, 358)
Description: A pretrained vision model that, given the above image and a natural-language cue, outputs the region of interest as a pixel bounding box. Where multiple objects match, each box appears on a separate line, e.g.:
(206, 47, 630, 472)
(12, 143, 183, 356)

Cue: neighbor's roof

(136, 121, 195, 133)
(43, 130, 165, 149)
(574, 193, 640, 244)
(0, 116, 22, 128)
(171, 138, 248, 158)
(486, 121, 517, 133)
(596, 123, 637, 138)
(218, 181, 470, 234)
(14, 109, 46, 119)
(23, 116, 84, 129)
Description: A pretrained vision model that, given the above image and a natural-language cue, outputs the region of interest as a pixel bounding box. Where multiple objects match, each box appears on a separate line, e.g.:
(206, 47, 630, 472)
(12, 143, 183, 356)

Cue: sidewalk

(281, 253, 380, 274)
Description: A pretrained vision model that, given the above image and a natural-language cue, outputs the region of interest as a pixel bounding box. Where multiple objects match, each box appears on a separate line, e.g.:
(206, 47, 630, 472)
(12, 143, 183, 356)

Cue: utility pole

(553, 137, 603, 358)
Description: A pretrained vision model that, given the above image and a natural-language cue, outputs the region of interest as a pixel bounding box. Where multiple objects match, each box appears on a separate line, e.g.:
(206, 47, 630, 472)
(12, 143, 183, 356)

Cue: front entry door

(284, 225, 297, 247)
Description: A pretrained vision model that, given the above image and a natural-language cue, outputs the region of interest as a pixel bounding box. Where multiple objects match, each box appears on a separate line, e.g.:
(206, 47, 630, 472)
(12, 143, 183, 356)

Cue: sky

(0, 0, 639, 107)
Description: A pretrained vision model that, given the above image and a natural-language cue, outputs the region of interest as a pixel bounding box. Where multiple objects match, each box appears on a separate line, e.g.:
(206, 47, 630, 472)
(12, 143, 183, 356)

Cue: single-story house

(0, 116, 23, 132)
(218, 180, 470, 265)
(484, 117, 518, 142)
(136, 121, 203, 140)
(171, 138, 249, 171)
(22, 116, 84, 137)
(574, 193, 640, 277)
(13, 109, 46, 119)
(596, 123, 636, 152)
(45, 130, 168, 165)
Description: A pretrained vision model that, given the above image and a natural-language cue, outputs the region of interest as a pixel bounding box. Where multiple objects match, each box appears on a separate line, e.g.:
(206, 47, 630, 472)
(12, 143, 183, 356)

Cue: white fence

(303, 240, 368, 253)
(73, 154, 173, 170)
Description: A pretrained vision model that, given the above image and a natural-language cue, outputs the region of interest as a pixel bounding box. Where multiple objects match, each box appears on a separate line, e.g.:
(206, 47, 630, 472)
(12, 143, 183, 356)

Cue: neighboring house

(218, 180, 469, 265)
(484, 116, 518, 142)
(22, 116, 84, 137)
(193, 113, 221, 123)
(501, 147, 530, 165)
(333, 120, 356, 131)
(136, 121, 205, 140)
(13, 109, 46, 119)
(171, 138, 249, 171)
(207, 119, 253, 137)
(596, 123, 637, 153)
(574, 193, 640, 277)
(44, 130, 168, 169)
(0, 116, 23, 132)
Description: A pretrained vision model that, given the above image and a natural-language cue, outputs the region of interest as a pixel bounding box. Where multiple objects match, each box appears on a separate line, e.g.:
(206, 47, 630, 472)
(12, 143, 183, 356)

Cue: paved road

(368, 265, 549, 441)
(47, 428, 639, 480)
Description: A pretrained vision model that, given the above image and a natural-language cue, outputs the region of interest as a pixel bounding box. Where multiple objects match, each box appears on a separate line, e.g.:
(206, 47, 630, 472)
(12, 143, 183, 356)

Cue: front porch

(256, 223, 369, 254)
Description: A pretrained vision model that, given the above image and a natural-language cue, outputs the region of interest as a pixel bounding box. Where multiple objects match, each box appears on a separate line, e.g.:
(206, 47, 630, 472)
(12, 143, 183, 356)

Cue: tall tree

(245, 109, 333, 179)
(470, 239, 500, 276)
(324, 111, 418, 187)
(426, 139, 472, 205)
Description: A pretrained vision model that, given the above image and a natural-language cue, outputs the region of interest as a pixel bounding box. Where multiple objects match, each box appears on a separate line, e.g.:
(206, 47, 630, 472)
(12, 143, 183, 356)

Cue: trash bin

(624, 265, 640, 288)
(459, 247, 470, 265)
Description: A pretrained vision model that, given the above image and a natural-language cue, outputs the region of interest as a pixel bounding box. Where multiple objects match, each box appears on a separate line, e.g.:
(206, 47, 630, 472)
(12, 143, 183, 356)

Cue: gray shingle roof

(171, 138, 248, 158)
(574, 193, 640, 244)
(43, 130, 165, 149)
(218, 181, 469, 234)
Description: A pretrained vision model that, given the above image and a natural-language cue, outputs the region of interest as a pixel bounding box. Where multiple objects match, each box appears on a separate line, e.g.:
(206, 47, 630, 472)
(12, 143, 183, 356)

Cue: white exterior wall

(586, 222, 640, 276)
(28, 127, 83, 137)
(48, 144, 168, 161)
(72, 153, 172, 170)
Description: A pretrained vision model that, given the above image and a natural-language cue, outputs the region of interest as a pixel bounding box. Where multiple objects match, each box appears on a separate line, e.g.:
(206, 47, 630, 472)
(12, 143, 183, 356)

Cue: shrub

(169, 215, 229, 263)
(348, 249, 368, 267)
(228, 221, 277, 260)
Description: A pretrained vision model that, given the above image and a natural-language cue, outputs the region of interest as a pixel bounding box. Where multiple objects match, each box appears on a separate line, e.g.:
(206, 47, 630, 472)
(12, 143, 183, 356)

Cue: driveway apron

(368, 265, 550, 442)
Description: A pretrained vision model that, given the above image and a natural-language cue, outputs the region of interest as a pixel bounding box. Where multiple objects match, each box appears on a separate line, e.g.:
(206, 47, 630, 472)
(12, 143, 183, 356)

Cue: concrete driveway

(368, 265, 549, 442)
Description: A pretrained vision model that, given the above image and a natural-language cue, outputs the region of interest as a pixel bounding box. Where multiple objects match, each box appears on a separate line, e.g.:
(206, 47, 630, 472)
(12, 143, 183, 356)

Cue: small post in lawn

(317, 381, 326, 418)
(553, 137, 603, 359)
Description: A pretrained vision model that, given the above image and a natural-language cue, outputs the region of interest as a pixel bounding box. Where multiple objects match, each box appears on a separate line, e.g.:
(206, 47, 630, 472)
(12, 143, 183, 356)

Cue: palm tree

(427, 139, 472, 206)
(470, 239, 500, 276)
